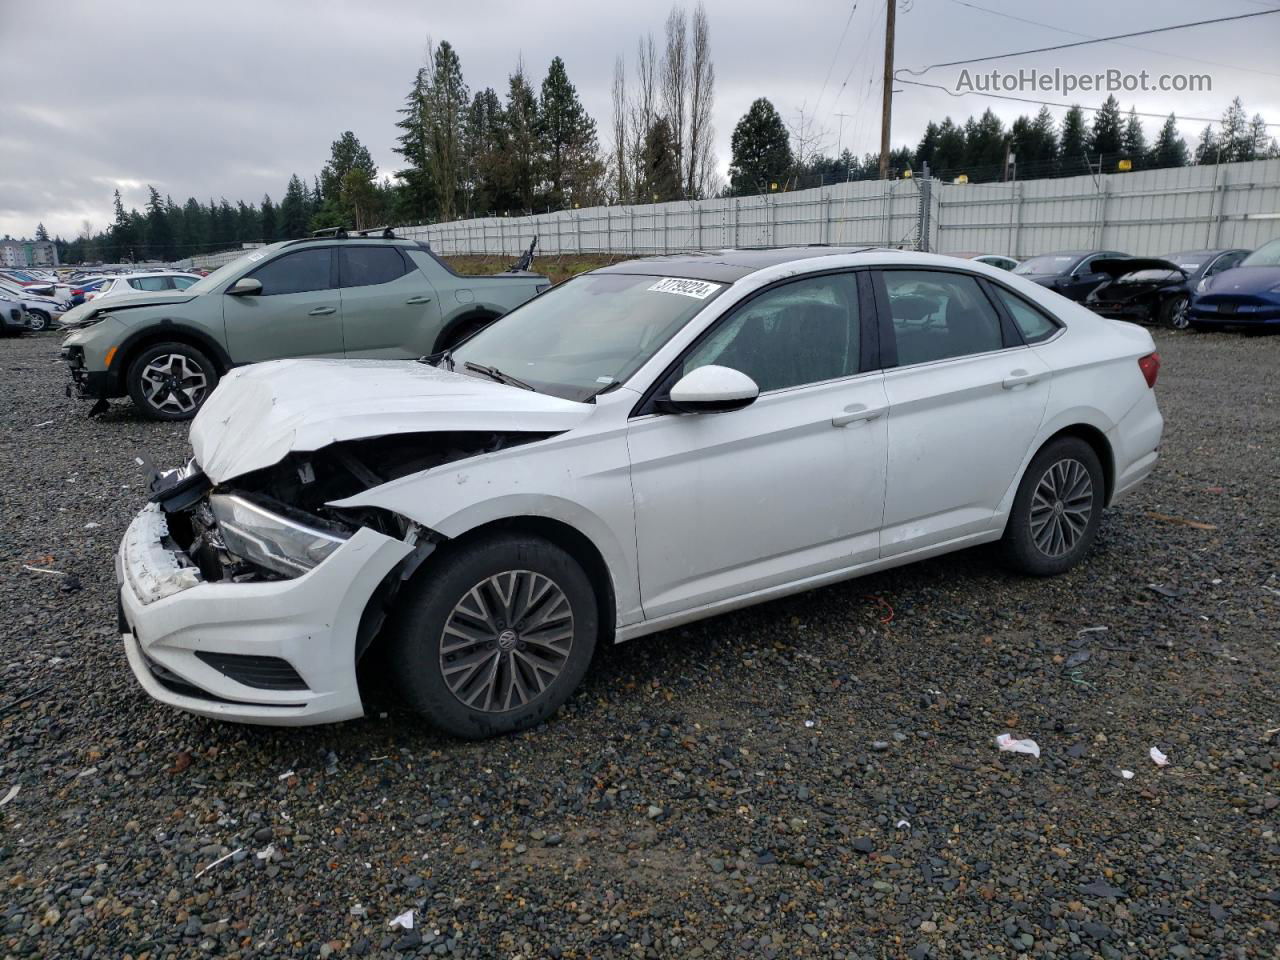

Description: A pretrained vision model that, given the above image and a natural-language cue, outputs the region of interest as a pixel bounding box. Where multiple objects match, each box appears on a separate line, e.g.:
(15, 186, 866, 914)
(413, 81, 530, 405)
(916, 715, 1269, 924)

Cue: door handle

(1002, 369, 1040, 389)
(832, 403, 886, 427)
(404, 295, 433, 305)
(308, 306, 337, 316)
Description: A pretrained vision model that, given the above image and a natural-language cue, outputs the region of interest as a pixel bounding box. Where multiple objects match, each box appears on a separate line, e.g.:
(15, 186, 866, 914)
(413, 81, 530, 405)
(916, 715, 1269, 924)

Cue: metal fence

(191, 158, 1280, 269)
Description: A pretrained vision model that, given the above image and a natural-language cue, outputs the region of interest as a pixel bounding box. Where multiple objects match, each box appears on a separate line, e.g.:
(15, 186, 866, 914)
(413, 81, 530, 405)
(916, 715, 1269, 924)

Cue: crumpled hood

(58, 290, 198, 328)
(1092, 257, 1184, 279)
(191, 358, 593, 482)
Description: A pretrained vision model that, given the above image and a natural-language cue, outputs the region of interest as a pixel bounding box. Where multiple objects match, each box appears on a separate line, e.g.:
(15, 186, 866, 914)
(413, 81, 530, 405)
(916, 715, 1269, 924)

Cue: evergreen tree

(1088, 95, 1124, 159)
(1218, 97, 1249, 161)
(914, 121, 940, 171)
(109, 189, 137, 261)
(638, 116, 682, 201)
(1150, 115, 1189, 169)
(1059, 106, 1090, 176)
(1249, 113, 1272, 162)
(463, 87, 507, 215)
(1029, 106, 1060, 169)
(180, 198, 207, 254)
(1121, 108, 1147, 168)
(236, 200, 260, 243)
(145, 185, 174, 260)
(1194, 125, 1219, 165)
(537, 56, 602, 209)
(962, 108, 1006, 175)
(317, 131, 378, 227)
(34, 222, 49, 242)
(279, 175, 309, 239)
(393, 66, 436, 222)
(727, 98, 791, 195)
(260, 195, 277, 242)
(503, 64, 539, 212)
(428, 41, 469, 221)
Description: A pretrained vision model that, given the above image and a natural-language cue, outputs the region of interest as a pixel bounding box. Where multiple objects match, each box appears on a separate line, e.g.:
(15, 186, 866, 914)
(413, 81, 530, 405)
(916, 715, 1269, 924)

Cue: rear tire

(1001, 436, 1105, 576)
(125, 342, 219, 421)
(1160, 294, 1189, 330)
(386, 533, 598, 739)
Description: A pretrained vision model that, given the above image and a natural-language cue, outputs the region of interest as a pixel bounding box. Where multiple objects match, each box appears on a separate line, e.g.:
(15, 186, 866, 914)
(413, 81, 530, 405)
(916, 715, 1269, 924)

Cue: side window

(131, 276, 170, 292)
(1208, 252, 1242, 275)
(991, 285, 1059, 344)
(172, 276, 198, 289)
(340, 247, 411, 288)
(681, 273, 861, 393)
(248, 249, 333, 296)
(883, 269, 1005, 366)
(1074, 257, 1097, 276)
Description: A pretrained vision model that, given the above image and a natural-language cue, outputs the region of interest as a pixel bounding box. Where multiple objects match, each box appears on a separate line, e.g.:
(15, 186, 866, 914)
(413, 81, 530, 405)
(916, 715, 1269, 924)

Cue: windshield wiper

(463, 361, 534, 391)
(418, 347, 455, 371)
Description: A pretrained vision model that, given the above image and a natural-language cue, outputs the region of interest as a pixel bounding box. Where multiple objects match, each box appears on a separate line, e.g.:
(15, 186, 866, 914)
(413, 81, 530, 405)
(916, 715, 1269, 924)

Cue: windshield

(183, 247, 279, 294)
(1241, 239, 1280, 267)
(1014, 254, 1079, 276)
(450, 272, 726, 401)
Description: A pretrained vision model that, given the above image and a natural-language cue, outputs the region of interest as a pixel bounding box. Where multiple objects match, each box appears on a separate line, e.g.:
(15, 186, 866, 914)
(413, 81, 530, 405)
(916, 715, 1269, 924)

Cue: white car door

(875, 268, 1051, 557)
(628, 271, 889, 621)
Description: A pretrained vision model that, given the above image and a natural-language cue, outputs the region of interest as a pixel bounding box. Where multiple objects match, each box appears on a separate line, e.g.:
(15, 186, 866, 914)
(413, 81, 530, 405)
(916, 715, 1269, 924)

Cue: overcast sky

(2, 0, 1277, 241)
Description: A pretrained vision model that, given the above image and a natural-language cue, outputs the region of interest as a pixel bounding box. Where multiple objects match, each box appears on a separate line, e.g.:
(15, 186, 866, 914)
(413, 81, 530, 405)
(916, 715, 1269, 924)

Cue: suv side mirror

(661, 365, 759, 414)
(227, 277, 262, 296)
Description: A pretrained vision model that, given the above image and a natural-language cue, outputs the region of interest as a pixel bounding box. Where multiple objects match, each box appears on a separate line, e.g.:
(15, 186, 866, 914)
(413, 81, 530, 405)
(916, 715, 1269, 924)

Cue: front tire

(386, 533, 599, 739)
(125, 342, 219, 421)
(1001, 437, 1105, 576)
(26, 310, 50, 332)
(1160, 294, 1189, 330)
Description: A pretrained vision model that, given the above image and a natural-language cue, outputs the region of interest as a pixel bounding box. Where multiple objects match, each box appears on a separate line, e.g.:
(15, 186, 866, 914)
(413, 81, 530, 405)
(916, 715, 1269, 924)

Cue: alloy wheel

(1029, 458, 1094, 558)
(439, 570, 574, 712)
(139, 353, 209, 415)
(1170, 297, 1189, 330)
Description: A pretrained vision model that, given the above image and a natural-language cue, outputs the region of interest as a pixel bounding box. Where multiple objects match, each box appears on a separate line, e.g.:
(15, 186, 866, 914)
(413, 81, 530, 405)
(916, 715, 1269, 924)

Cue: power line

(896, 76, 1280, 127)
(813, 1, 859, 118)
(946, 0, 1280, 80)
(902, 8, 1280, 75)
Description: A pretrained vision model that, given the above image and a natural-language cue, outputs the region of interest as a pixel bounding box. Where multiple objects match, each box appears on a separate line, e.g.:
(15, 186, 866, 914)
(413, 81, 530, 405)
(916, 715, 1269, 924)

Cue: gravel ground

(1, 328, 1277, 959)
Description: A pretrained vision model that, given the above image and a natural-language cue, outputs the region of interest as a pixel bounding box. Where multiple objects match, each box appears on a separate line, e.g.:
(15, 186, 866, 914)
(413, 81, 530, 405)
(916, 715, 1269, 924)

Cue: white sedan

(118, 247, 1163, 737)
(86, 272, 202, 301)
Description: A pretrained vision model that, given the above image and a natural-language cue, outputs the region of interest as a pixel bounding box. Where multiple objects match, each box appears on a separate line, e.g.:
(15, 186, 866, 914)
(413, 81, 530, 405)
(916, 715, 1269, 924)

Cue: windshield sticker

(246, 252, 265, 262)
(648, 277, 720, 299)
(1178, 262, 1200, 270)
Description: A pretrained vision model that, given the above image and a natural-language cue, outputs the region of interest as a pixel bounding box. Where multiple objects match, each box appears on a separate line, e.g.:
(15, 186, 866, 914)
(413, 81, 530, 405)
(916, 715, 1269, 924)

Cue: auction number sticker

(648, 277, 720, 299)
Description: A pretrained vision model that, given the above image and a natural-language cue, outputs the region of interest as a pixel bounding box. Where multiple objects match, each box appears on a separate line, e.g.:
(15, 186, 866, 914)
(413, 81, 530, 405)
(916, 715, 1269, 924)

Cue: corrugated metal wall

(190, 158, 1280, 269)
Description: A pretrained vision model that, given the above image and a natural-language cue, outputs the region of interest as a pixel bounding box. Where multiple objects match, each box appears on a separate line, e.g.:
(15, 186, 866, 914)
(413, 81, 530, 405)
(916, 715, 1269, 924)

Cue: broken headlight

(209, 494, 349, 577)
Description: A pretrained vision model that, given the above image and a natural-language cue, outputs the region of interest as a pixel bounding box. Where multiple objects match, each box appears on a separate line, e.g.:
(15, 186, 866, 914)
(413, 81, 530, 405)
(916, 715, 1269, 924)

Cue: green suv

(60, 232, 548, 420)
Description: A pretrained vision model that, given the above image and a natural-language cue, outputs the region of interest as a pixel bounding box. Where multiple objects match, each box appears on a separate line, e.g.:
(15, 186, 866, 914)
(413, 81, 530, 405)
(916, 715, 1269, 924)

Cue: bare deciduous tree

(628, 33, 658, 203)
(611, 55, 629, 202)
(660, 6, 688, 197)
(686, 2, 715, 198)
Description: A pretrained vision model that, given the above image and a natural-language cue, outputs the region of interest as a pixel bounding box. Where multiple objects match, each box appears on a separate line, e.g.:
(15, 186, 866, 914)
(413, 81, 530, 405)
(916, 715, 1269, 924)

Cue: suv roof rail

(308, 226, 396, 240)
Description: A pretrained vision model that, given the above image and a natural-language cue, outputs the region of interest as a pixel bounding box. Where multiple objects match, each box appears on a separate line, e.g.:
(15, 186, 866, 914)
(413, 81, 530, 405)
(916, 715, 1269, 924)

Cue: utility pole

(878, 0, 896, 179)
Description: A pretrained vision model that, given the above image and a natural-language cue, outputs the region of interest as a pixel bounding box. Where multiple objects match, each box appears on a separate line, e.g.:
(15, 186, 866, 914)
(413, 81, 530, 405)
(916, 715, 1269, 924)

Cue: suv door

(874, 268, 1050, 556)
(337, 245, 441, 358)
(222, 247, 344, 362)
(627, 271, 889, 620)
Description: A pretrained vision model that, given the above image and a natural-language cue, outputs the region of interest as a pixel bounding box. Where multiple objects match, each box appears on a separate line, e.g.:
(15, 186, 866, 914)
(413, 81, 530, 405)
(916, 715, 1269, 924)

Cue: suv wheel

(126, 342, 219, 421)
(1001, 436, 1105, 576)
(387, 533, 598, 739)
(1161, 294, 1189, 330)
(27, 310, 51, 332)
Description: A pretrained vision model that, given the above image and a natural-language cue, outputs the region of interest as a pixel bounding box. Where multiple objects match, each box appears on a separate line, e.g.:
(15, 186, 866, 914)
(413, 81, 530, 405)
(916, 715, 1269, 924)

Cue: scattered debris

(32, 419, 55, 428)
(84, 522, 100, 530)
(0, 785, 19, 807)
(389, 909, 414, 930)
(863, 594, 895, 624)
(1076, 626, 1109, 637)
(277, 769, 295, 781)
(256, 844, 275, 860)
(995, 733, 1040, 758)
(194, 847, 243, 879)
(1079, 879, 1126, 898)
(60, 574, 82, 594)
(1120, 769, 1135, 780)
(895, 819, 911, 829)
(1149, 746, 1169, 767)
(1147, 584, 1184, 599)
(1146, 511, 1217, 531)
(803, 720, 815, 728)
(1064, 650, 1091, 669)
(22, 564, 65, 576)
(0, 684, 52, 717)
(170, 752, 193, 774)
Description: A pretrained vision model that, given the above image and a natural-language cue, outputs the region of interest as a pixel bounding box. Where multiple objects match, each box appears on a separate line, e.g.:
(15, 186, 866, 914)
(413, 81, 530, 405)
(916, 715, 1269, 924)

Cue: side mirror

(227, 277, 262, 296)
(662, 365, 759, 414)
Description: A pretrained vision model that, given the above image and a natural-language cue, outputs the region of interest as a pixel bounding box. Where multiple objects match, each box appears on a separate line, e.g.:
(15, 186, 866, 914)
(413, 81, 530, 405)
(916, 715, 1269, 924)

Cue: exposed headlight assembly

(1196, 278, 1211, 294)
(210, 494, 349, 577)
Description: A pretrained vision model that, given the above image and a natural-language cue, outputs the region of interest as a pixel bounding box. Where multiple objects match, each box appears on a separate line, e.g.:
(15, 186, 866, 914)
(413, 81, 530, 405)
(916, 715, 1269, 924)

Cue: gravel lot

(1, 328, 1277, 959)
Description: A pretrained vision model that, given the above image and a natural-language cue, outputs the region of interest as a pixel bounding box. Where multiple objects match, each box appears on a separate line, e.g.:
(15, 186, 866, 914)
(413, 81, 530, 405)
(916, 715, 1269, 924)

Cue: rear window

(1014, 254, 1077, 276)
(990, 286, 1059, 343)
(339, 247, 411, 288)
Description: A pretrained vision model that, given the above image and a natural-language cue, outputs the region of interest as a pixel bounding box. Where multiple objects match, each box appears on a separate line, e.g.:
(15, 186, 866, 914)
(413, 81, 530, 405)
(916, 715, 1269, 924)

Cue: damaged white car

(118, 247, 1164, 738)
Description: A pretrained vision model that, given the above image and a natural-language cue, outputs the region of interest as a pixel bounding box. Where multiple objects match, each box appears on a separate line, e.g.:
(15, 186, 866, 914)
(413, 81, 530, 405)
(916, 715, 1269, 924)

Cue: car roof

(594, 246, 881, 283)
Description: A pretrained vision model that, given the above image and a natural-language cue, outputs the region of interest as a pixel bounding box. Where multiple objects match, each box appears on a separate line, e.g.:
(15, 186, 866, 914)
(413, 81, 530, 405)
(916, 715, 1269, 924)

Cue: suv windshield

(450, 272, 726, 401)
(1240, 239, 1280, 267)
(182, 246, 282, 294)
(1014, 254, 1079, 276)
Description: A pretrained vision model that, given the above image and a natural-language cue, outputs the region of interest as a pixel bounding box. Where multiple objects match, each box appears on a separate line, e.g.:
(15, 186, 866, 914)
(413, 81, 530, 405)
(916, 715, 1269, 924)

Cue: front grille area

(141, 650, 305, 707)
(194, 652, 309, 690)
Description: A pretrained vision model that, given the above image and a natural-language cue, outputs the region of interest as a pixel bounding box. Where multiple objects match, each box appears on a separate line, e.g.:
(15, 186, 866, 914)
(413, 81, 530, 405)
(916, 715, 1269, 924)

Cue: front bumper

(1189, 298, 1280, 326)
(1088, 301, 1152, 322)
(61, 344, 120, 398)
(117, 503, 413, 725)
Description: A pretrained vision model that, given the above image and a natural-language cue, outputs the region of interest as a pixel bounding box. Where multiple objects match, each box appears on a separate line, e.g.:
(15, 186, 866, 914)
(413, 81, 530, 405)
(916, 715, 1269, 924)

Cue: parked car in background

(1187, 238, 1280, 331)
(1013, 250, 1129, 302)
(117, 247, 1163, 736)
(955, 252, 1019, 271)
(1084, 249, 1250, 329)
(61, 231, 549, 419)
(85, 272, 203, 302)
(68, 276, 112, 306)
(0, 278, 69, 331)
(0, 291, 29, 336)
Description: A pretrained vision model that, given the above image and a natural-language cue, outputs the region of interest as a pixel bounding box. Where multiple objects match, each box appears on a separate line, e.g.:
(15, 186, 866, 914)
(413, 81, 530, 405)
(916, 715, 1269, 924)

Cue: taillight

(1138, 352, 1160, 388)
(72, 288, 83, 296)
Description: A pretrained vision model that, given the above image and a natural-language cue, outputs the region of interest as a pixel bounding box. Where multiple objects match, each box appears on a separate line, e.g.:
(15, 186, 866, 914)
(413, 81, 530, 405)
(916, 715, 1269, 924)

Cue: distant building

(0, 238, 59, 267)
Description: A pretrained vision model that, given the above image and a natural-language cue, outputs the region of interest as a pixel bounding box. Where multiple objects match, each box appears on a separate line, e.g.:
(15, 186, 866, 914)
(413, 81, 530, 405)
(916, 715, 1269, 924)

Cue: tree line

(44, 4, 1280, 266)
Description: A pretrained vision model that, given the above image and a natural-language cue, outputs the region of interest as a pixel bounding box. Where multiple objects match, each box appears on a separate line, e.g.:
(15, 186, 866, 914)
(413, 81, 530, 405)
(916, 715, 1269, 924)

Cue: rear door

(337, 245, 441, 358)
(874, 267, 1050, 557)
(222, 247, 344, 362)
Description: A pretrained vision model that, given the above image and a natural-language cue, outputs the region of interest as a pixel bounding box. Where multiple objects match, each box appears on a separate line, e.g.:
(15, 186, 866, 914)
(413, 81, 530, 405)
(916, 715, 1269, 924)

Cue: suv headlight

(210, 494, 349, 577)
(1196, 277, 1211, 294)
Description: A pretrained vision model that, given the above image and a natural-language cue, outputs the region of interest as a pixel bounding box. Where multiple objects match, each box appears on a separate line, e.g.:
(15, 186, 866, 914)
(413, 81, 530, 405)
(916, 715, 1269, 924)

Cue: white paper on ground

(389, 909, 414, 930)
(0, 785, 19, 807)
(1121, 769, 1135, 779)
(1149, 746, 1169, 766)
(995, 733, 1041, 758)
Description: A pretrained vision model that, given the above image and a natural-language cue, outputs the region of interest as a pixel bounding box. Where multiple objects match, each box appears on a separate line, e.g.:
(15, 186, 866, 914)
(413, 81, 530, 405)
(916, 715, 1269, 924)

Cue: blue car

(1189, 238, 1280, 331)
